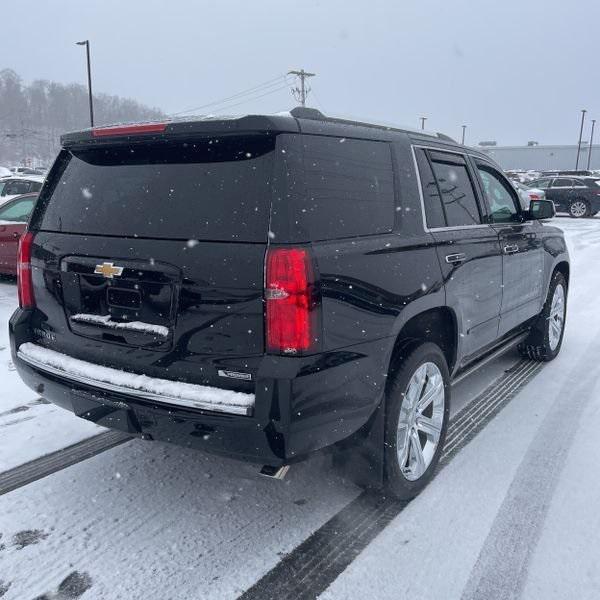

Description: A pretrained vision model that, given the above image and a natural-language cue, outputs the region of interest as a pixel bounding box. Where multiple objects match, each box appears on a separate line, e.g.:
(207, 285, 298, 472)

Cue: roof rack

(289, 107, 457, 143)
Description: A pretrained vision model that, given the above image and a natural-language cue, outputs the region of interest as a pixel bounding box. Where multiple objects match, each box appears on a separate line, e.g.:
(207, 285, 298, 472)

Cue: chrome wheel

(570, 200, 588, 218)
(397, 362, 445, 481)
(548, 284, 565, 351)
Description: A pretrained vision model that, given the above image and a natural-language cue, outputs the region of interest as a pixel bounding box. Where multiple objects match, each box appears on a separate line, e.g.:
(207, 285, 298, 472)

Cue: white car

(0, 166, 11, 178)
(513, 181, 547, 211)
(0, 176, 44, 206)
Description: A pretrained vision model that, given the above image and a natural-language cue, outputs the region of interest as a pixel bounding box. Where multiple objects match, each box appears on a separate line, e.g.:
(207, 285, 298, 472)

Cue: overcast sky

(2, 0, 599, 145)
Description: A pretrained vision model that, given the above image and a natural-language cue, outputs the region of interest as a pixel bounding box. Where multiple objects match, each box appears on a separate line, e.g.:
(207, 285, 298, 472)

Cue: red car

(0, 193, 37, 276)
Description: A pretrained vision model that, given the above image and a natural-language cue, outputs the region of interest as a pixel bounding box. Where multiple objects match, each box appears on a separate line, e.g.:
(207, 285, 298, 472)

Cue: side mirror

(528, 199, 555, 220)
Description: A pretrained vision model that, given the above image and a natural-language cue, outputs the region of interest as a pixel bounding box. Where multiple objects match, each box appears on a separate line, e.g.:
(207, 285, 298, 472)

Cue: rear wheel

(383, 342, 450, 500)
(519, 271, 567, 361)
(569, 199, 590, 218)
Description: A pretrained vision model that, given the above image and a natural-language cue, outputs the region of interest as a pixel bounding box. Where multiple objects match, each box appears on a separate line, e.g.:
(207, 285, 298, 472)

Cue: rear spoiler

(60, 114, 300, 148)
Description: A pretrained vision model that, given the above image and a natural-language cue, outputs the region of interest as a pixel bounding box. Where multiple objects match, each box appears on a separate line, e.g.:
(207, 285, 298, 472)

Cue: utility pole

(461, 125, 467, 145)
(575, 109, 587, 170)
(76, 40, 94, 127)
(420, 116, 427, 130)
(587, 119, 596, 170)
(288, 69, 316, 107)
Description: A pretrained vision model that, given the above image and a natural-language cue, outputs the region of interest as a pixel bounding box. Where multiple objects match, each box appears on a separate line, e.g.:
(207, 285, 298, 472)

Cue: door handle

(503, 244, 519, 254)
(445, 253, 467, 264)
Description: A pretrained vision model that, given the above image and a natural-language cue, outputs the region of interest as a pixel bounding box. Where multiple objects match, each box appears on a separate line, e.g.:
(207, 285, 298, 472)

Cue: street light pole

(420, 116, 427, 130)
(587, 119, 596, 170)
(461, 125, 467, 145)
(575, 109, 587, 170)
(76, 40, 94, 127)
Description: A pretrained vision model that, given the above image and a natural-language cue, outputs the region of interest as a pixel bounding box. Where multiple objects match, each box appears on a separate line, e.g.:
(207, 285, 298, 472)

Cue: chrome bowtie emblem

(94, 262, 124, 279)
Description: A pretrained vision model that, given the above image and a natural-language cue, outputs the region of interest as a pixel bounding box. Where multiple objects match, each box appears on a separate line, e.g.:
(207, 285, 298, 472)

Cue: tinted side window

(552, 178, 573, 188)
(29, 181, 42, 192)
(3, 180, 31, 196)
(415, 149, 445, 228)
(298, 136, 395, 240)
(429, 152, 481, 226)
(531, 178, 551, 189)
(476, 164, 520, 223)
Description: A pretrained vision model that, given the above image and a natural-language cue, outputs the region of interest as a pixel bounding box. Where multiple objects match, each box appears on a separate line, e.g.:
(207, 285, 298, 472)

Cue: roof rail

(289, 106, 457, 143)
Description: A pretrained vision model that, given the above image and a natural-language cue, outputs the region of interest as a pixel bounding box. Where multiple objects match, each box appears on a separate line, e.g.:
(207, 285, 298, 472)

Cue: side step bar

(452, 332, 528, 386)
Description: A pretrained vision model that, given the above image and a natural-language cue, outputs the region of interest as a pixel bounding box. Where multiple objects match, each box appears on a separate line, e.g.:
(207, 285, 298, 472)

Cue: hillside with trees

(0, 68, 165, 167)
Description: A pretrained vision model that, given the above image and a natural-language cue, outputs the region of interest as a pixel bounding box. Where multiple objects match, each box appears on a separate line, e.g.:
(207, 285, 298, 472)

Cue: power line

(172, 75, 289, 115)
(207, 83, 291, 114)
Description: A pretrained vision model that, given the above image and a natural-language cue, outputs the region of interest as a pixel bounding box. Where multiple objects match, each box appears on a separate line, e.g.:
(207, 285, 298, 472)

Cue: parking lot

(0, 215, 598, 600)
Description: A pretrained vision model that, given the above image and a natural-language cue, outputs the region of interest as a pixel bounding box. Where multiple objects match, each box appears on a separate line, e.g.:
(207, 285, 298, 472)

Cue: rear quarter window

(272, 134, 395, 242)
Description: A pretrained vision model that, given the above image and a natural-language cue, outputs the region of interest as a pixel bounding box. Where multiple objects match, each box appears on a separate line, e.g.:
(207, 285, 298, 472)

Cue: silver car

(513, 181, 547, 211)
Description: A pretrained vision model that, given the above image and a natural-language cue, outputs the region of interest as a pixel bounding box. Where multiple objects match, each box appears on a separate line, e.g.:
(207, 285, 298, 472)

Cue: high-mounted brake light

(17, 232, 35, 309)
(265, 248, 317, 354)
(92, 123, 167, 137)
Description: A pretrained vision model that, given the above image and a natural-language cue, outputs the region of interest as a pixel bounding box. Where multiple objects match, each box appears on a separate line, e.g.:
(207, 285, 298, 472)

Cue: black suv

(10, 108, 569, 499)
(529, 175, 600, 218)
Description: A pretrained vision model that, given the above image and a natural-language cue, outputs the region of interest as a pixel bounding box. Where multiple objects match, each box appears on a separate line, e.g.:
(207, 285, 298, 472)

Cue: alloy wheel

(570, 201, 588, 218)
(397, 362, 445, 481)
(548, 283, 565, 351)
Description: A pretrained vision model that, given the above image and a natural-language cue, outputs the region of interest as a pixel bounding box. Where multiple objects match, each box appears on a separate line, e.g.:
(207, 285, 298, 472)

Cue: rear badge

(94, 262, 124, 279)
(218, 369, 252, 381)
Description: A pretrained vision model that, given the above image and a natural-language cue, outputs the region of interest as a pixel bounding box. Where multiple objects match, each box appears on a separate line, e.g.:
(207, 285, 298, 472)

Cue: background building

(478, 143, 600, 171)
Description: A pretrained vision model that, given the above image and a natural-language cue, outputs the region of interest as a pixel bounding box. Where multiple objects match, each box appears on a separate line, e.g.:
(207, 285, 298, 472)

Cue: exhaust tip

(259, 464, 290, 480)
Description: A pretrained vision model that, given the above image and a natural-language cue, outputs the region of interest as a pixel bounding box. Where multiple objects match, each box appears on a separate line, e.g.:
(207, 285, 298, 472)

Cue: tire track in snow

(0, 430, 131, 496)
(459, 337, 600, 600)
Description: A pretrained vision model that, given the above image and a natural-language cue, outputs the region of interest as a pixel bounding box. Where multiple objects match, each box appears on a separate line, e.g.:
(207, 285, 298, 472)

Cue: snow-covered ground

(0, 216, 599, 599)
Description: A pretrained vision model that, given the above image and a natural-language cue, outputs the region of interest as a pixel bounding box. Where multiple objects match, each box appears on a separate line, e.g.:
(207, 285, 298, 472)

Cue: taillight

(529, 193, 541, 200)
(17, 232, 35, 309)
(265, 248, 318, 355)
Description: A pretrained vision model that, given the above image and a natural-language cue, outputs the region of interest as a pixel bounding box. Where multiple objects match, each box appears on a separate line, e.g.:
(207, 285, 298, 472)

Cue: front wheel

(519, 271, 567, 361)
(569, 199, 590, 218)
(383, 342, 450, 500)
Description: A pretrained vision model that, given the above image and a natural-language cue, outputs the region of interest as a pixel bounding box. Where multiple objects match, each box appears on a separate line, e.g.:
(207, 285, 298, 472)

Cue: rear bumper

(10, 309, 391, 465)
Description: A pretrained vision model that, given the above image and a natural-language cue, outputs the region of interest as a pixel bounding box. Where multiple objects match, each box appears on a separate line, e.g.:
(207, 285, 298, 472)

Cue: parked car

(9, 166, 42, 175)
(10, 109, 569, 499)
(0, 166, 11, 178)
(0, 176, 44, 206)
(513, 181, 547, 211)
(527, 176, 600, 217)
(0, 193, 37, 276)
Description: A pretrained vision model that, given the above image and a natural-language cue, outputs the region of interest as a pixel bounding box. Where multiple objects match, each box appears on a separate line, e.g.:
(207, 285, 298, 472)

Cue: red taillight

(17, 232, 35, 309)
(265, 248, 317, 354)
(529, 193, 541, 200)
(92, 123, 167, 137)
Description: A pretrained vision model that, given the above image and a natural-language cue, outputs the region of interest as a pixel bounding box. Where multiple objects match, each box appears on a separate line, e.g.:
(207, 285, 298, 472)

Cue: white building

(478, 144, 600, 171)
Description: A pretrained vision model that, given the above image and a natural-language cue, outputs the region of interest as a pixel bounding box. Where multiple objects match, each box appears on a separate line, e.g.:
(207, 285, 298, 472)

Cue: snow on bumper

(17, 342, 255, 416)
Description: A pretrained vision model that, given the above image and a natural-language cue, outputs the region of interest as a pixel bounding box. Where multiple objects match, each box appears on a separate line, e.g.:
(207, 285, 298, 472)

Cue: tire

(568, 199, 590, 218)
(519, 271, 567, 362)
(383, 342, 450, 500)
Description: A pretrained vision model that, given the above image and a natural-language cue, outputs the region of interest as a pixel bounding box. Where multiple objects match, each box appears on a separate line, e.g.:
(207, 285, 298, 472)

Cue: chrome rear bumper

(17, 342, 255, 417)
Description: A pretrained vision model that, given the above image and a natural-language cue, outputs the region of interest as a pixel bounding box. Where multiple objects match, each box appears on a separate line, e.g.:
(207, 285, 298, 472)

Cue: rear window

(35, 135, 276, 241)
(271, 134, 395, 242)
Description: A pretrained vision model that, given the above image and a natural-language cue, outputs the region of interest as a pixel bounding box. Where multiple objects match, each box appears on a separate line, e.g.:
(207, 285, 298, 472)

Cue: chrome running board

(452, 332, 529, 386)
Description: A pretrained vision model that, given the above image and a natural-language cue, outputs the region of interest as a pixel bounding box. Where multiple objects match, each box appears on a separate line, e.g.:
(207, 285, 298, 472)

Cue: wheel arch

(386, 306, 458, 386)
(553, 260, 570, 288)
